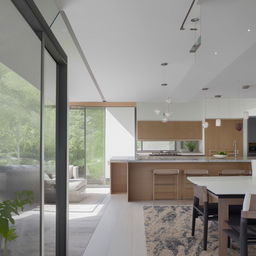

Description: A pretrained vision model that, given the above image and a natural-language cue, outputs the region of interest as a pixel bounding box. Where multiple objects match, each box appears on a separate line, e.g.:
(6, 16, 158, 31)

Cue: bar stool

(183, 169, 209, 200)
(219, 169, 248, 176)
(152, 169, 179, 200)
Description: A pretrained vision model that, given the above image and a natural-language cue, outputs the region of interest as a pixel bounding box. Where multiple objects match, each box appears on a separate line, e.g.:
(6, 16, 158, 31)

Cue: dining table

(187, 176, 256, 256)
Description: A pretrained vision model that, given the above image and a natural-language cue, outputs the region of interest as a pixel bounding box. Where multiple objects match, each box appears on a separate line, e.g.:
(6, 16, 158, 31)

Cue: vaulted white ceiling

(55, 0, 256, 102)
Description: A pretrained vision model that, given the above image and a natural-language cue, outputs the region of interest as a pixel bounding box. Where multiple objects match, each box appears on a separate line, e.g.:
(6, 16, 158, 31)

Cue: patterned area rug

(143, 205, 256, 256)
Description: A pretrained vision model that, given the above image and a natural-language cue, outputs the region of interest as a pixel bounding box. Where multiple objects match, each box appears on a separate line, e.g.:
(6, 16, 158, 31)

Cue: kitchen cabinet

(137, 121, 202, 140)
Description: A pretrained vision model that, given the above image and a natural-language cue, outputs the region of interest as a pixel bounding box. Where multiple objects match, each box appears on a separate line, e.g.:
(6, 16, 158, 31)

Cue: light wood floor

(83, 193, 192, 256)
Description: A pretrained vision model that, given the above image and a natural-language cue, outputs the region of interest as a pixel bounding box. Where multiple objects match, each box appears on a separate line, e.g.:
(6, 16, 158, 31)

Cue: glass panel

(69, 108, 86, 178)
(142, 141, 175, 151)
(0, 1, 41, 255)
(86, 108, 105, 184)
(44, 51, 57, 256)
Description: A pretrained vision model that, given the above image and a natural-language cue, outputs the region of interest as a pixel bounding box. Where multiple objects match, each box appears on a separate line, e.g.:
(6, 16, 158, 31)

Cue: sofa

(45, 165, 87, 203)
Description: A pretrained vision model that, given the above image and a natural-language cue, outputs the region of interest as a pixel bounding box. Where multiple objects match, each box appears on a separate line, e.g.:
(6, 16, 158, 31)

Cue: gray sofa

(44, 165, 87, 203)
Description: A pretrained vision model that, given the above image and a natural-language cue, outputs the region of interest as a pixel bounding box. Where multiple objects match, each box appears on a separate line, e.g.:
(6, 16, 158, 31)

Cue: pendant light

(215, 119, 221, 126)
(202, 88, 209, 129)
(215, 94, 222, 127)
(243, 111, 249, 120)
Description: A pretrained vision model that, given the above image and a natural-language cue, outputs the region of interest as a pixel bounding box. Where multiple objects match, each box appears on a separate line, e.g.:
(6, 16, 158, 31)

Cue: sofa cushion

(68, 165, 74, 179)
(69, 180, 86, 192)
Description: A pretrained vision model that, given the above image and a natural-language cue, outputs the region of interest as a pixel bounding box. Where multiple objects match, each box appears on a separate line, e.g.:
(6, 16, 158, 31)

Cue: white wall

(0, 0, 41, 89)
(105, 107, 135, 178)
(137, 98, 256, 121)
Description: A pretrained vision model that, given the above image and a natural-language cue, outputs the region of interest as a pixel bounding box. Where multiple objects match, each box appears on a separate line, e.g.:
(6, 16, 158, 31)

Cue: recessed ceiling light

(215, 95, 222, 98)
(214, 51, 218, 56)
(191, 17, 200, 22)
(161, 83, 168, 87)
(248, 28, 251, 32)
(242, 85, 250, 89)
(161, 63, 168, 66)
(202, 88, 209, 91)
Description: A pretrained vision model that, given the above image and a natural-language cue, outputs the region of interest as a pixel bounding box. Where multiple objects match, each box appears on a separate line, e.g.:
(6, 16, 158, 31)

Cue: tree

(0, 63, 40, 164)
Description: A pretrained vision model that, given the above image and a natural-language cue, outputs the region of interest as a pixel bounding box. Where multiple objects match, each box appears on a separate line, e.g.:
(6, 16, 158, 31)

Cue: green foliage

(0, 63, 56, 166)
(0, 63, 40, 164)
(216, 151, 227, 155)
(0, 191, 33, 253)
(184, 141, 197, 152)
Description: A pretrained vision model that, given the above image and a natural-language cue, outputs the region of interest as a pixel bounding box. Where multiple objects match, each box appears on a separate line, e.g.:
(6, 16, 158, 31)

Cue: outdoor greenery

(85, 108, 105, 181)
(0, 63, 56, 168)
(69, 108, 105, 182)
(0, 63, 40, 165)
(0, 62, 104, 184)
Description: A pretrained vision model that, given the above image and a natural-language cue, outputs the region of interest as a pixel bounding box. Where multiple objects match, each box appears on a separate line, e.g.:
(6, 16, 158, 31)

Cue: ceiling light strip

(59, 11, 106, 102)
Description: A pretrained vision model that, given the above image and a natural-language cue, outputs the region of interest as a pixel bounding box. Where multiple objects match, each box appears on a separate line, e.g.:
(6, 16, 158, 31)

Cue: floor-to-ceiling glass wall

(0, 1, 68, 255)
(0, 1, 41, 255)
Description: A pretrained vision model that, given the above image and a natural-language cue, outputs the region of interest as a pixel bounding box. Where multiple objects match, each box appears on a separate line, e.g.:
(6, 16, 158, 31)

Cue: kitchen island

(110, 156, 253, 201)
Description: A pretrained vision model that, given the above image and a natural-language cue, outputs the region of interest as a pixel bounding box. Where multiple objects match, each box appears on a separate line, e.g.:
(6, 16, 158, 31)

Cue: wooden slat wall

(205, 119, 243, 156)
(137, 121, 202, 140)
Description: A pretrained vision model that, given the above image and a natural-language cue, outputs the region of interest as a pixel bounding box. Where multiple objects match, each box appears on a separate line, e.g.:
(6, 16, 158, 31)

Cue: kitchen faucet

(233, 140, 237, 158)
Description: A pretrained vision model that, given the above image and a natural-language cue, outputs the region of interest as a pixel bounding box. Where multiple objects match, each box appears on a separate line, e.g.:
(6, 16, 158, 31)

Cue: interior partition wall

(0, 0, 68, 255)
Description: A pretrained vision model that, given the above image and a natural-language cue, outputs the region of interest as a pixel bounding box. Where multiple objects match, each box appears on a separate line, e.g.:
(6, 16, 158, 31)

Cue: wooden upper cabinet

(137, 121, 202, 140)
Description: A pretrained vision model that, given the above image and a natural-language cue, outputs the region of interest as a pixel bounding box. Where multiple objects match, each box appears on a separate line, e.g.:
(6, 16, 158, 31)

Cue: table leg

(218, 198, 229, 256)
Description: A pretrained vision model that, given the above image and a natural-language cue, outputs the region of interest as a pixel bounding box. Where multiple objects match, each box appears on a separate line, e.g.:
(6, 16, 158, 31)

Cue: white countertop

(110, 156, 255, 163)
(187, 176, 256, 196)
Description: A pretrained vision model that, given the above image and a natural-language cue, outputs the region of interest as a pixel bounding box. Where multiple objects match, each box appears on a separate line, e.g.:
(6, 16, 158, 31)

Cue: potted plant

(0, 190, 33, 256)
(184, 141, 197, 152)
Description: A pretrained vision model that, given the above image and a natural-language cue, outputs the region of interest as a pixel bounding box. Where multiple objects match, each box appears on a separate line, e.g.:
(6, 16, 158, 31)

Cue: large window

(69, 107, 105, 184)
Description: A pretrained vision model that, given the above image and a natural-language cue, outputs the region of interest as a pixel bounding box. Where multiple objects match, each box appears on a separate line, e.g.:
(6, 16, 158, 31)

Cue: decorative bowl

(213, 154, 227, 158)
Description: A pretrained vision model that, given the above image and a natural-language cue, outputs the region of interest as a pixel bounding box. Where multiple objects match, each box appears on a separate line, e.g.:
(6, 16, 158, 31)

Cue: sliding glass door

(0, 1, 41, 255)
(0, 1, 68, 255)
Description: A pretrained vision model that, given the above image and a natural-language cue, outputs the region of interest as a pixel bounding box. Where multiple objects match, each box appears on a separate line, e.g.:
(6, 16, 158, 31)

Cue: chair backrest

(242, 193, 256, 219)
(251, 160, 256, 177)
(184, 169, 208, 175)
(219, 169, 247, 176)
(194, 185, 208, 203)
(153, 169, 179, 175)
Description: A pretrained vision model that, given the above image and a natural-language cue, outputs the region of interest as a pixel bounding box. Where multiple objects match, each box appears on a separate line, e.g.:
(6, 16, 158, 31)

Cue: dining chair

(191, 185, 218, 250)
(224, 193, 256, 256)
(183, 169, 208, 200)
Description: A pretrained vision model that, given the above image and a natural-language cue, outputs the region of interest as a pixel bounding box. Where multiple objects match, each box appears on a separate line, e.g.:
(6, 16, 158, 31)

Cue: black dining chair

(224, 193, 256, 256)
(191, 185, 218, 250)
